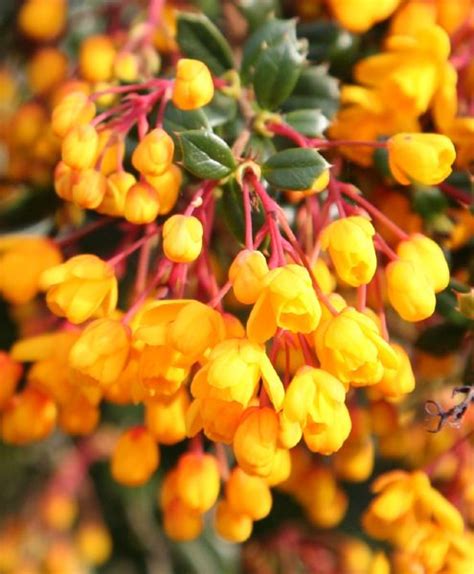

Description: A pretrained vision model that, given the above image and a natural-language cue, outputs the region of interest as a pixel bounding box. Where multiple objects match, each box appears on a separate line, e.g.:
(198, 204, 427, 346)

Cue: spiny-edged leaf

(282, 66, 340, 119)
(176, 12, 234, 76)
(241, 19, 300, 84)
(253, 40, 306, 110)
(178, 130, 236, 180)
(262, 148, 329, 190)
(235, 0, 280, 32)
(284, 109, 329, 137)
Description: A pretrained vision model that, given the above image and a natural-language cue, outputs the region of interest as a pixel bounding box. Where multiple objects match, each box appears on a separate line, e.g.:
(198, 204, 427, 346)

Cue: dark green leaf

(244, 134, 276, 162)
(163, 101, 209, 134)
(284, 109, 329, 137)
(413, 185, 449, 219)
(241, 19, 301, 84)
(220, 179, 265, 244)
(262, 148, 329, 190)
(282, 66, 340, 118)
(178, 130, 236, 180)
(415, 323, 467, 355)
(436, 290, 471, 327)
(202, 91, 238, 128)
(176, 12, 234, 76)
(235, 0, 280, 32)
(253, 40, 306, 110)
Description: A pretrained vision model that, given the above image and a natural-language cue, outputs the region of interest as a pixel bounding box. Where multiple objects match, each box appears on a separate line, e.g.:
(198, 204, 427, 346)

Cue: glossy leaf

(284, 109, 329, 137)
(178, 130, 236, 180)
(176, 12, 234, 75)
(262, 148, 329, 190)
(282, 66, 340, 118)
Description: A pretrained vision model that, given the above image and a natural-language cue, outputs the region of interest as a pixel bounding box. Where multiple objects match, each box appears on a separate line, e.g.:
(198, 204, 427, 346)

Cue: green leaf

(235, 0, 280, 32)
(241, 19, 301, 84)
(262, 148, 329, 190)
(163, 102, 210, 135)
(413, 185, 449, 219)
(282, 66, 339, 118)
(220, 179, 265, 244)
(202, 91, 238, 128)
(176, 12, 234, 76)
(284, 109, 329, 137)
(244, 134, 276, 162)
(253, 40, 306, 110)
(178, 130, 236, 180)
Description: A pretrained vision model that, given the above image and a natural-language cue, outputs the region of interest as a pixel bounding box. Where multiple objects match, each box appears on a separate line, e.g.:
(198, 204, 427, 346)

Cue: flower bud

(18, 0, 66, 41)
(163, 214, 203, 263)
(233, 407, 279, 477)
(113, 51, 140, 83)
(163, 499, 203, 541)
(40, 254, 118, 324)
(388, 133, 456, 185)
(0, 237, 62, 305)
(54, 161, 75, 201)
(124, 182, 160, 224)
(228, 250, 269, 305)
(386, 259, 436, 321)
(111, 426, 160, 486)
(132, 128, 174, 177)
(0, 352, 22, 410)
(71, 169, 107, 209)
(215, 500, 253, 542)
(145, 164, 182, 215)
(2, 387, 57, 445)
(41, 492, 78, 531)
(321, 216, 377, 287)
(79, 35, 116, 83)
(96, 130, 125, 176)
(76, 523, 112, 566)
(69, 318, 131, 387)
(27, 48, 68, 95)
(98, 171, 136, 216)
(226, 467, 272, 520)
(58, 395, 100, 435)
(172, 59, 214, 110)
(370, 343, 415, 400)
(61, 124, 99, 170)
(176, 452, 220, 512)
(52, 92, 96, 139)
(397, 233, 449, 293)
(145, 388, 189, 444)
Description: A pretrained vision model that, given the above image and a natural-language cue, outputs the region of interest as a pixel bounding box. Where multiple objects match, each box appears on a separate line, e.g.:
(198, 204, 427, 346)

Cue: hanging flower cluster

(0, 0, 473, 571)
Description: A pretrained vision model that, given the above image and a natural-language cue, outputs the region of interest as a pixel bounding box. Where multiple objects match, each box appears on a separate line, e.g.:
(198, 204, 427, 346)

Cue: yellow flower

(163, 499, 203, 541)
(61, 124, 99, 170)
(76, 523, 112, 567)
(97, 171, 136, 216)
(111, 426, 159, 486)
(79, 35, 116, 83)
(124, 182, 160, 224)
(226, 467, 272, 520)
(58, 395, 100, 436)
(172, 59, 214, 110)
(315, 307, 399, 385)
(397, 233, 450, 293)
(369, 343, 415, 400)
(71, 169, 107, 209)
(27, 48, 68, 95)
(0, 353, 22, 410)
(284, 366, 351, 455)
(0, 236, 62, 305)
(186, 396, 245, 444)
(327, 0, 400, 33)
(52, 92, 96, 139)
(132, 128, 174, 177)
(1, 387, 57, 445)
(145, 164, 182, 215)
(312, 258, 336, 294)
(233, 406, 279, 477)
(320, 216, 377, 287)
(145, 388, 189, 444)
(387, 133, 456, 185)
(191, 338, 285, 410)
(247, 264, 321, 344)
(17, 0, 66, 41)
(215, 500, 253, 543)
(162, 214, 203, 263)
(40, 254, 118, 324)
(385, 259, 436, 321)
(228, 249, 269, 305)
(68, 318, 131, 387)
(176, 453, 220, 512)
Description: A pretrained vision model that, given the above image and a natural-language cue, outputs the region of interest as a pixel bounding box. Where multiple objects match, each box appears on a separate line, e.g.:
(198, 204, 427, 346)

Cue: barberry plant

(0, 0, 473, 572)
